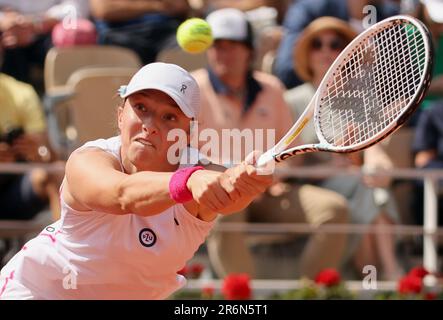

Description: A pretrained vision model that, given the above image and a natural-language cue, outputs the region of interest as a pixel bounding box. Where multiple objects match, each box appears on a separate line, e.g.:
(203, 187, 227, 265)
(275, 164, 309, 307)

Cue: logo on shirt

(180, 84, 187, 94)
(139, 228, 157, 247)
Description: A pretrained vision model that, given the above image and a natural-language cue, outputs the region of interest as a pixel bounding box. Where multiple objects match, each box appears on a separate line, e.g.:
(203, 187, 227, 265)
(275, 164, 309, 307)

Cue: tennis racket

(257, 15, 433, 167)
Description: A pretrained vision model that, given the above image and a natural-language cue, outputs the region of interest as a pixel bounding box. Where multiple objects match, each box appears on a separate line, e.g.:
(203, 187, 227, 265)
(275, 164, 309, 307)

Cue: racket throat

(274, 144, 322, 162)
(256, 149, 276, 167)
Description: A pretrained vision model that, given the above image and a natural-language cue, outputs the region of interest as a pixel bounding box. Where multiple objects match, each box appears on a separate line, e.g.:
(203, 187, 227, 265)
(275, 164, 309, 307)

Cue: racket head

(312, 15, 433, 153)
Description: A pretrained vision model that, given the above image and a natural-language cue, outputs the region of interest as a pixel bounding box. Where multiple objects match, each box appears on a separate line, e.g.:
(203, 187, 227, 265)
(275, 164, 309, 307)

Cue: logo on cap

(180, 84, 187, 94)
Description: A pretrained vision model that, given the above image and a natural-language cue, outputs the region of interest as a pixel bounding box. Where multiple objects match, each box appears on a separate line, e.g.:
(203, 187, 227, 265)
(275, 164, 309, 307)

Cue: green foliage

(270, 278, 354, 300)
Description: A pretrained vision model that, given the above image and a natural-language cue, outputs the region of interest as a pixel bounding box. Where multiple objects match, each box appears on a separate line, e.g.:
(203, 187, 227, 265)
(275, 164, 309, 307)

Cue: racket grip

(256, 150, 275, 167)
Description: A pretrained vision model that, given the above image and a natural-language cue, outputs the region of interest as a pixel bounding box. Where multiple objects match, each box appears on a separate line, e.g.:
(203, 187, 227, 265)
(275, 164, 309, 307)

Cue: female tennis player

(0, 62, 273, 299)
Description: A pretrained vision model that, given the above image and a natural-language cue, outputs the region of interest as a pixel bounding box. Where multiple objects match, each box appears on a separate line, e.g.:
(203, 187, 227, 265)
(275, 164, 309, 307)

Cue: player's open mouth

(135, 138, 155, 148)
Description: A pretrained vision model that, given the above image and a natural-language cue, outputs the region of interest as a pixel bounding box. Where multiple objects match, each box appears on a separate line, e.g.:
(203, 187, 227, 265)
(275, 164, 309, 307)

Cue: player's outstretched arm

(64, 147, 249, 218)
(64, 147, 177, 216)
(188, 151, 274, 221)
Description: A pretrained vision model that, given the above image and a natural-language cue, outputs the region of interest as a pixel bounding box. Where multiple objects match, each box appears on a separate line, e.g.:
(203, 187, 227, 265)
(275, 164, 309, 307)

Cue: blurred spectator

(0, 0, 90, 87)
(412, 0, 443, 113)
(200, 0, 290, 23)
(284, 17, 403, 280)
(192, 8, 349, 279)
(412, 100, 443, 226)
(51, 18, 97, 48)
(200, 0, 290, 72)
(274, 0, 399, 89)
(0, 45, 63, 222)
(90, 0, 190, 64)
(409, 1, 443, 228)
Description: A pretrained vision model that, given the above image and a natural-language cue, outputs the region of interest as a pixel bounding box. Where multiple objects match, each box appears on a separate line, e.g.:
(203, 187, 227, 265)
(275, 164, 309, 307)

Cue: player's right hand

(186, 169, 238, 212)
(225, 151, 274, 198)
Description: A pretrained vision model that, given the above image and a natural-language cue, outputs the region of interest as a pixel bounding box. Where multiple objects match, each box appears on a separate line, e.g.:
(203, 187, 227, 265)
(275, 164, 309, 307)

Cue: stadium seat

(46, 67, 137, 156)
(44, 46, 141, 158)
(44, 45, 142, 93)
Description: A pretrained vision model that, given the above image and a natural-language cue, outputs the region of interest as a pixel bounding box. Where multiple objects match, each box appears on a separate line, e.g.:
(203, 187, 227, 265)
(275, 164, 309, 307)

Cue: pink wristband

(169, 166, 205, 203)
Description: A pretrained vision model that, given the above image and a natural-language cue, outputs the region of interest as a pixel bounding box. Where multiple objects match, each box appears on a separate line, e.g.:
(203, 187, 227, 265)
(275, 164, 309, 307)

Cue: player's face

(118, 90, 190, 172)
(207, 39, 251, 79)
(309, 31, 347, 80)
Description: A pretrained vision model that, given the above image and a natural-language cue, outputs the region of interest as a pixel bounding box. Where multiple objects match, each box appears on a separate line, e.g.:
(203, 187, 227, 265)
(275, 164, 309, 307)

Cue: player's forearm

(217, 195, 255, 215)
(116, 171, 176, 216)
(90, 0, 164, 21)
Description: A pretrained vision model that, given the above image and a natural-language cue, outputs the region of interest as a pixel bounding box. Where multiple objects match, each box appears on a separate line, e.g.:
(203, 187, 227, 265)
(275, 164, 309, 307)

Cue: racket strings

(318, 20, 426, 148)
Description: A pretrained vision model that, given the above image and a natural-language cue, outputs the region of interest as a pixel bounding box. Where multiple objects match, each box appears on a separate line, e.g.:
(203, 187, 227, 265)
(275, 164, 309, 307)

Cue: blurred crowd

(1, 0, 443, 282)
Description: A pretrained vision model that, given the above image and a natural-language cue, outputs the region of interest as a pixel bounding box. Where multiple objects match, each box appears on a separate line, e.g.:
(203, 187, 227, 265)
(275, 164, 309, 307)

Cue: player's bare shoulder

(68, 147, 121, 170)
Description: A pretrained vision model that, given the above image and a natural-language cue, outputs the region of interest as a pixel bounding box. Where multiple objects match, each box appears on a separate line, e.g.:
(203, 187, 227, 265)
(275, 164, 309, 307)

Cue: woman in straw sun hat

(292, 16, 357, 85)
(0, 62, 274, 299)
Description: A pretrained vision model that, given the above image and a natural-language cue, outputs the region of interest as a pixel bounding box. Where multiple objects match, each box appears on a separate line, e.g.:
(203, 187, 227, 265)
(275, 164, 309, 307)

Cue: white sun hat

(206, 8, 254, 47)
(118, 62, 200, 118)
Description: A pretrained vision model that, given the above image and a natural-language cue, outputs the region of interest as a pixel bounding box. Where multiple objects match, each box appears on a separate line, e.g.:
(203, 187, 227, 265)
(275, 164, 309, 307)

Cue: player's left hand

(225, 151, 274, 198)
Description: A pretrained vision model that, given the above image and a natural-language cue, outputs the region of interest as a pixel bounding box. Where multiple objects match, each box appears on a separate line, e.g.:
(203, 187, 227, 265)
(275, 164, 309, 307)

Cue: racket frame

(258, 15, 433, 166)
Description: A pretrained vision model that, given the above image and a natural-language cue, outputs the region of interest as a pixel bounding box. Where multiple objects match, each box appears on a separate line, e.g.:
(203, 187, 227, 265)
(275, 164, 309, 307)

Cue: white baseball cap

(118, 62, 200, 118)
(206, 8, 254, 47)
(421, 0, 443, 23)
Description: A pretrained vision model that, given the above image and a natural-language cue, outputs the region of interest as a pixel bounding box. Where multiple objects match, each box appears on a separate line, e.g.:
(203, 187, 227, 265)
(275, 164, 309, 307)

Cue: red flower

(315, 269, 341, 287)
(190, 263, 204, 278)
(398, 276, 422, 294)
(425, 292, 437, 300)
(202, 284, 215, 299)
(408, 266, 429, 279)
(222, 273, 251, 300)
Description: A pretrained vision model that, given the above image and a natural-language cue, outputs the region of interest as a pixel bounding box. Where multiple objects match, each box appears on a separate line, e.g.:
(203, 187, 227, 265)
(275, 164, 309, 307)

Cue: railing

(0, 163, 65, 247)
(0, 162, 65, 174)
(184, 279, 401, 297)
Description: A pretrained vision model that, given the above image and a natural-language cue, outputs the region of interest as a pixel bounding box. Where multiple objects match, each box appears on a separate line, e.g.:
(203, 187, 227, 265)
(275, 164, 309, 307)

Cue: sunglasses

(311, 37, 347, 51)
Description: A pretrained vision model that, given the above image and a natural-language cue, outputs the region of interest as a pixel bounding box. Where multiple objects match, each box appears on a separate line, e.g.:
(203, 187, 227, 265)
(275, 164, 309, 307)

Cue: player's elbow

(116, 178, 170, 216)
(116, 178, 136, 213)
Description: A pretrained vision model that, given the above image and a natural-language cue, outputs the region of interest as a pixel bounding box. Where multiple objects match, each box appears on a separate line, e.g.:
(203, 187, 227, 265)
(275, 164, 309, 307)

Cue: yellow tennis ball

(176, 18, 213, 54)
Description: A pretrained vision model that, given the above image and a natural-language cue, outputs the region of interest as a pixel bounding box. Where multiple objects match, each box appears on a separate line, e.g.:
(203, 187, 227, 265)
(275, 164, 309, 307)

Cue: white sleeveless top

(0, 136, 215, 300)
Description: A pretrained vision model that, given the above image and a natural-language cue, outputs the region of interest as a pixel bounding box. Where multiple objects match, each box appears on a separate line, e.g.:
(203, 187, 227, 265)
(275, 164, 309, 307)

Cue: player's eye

(134, 103, 147, 112)
(162, 113, 177, 122)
